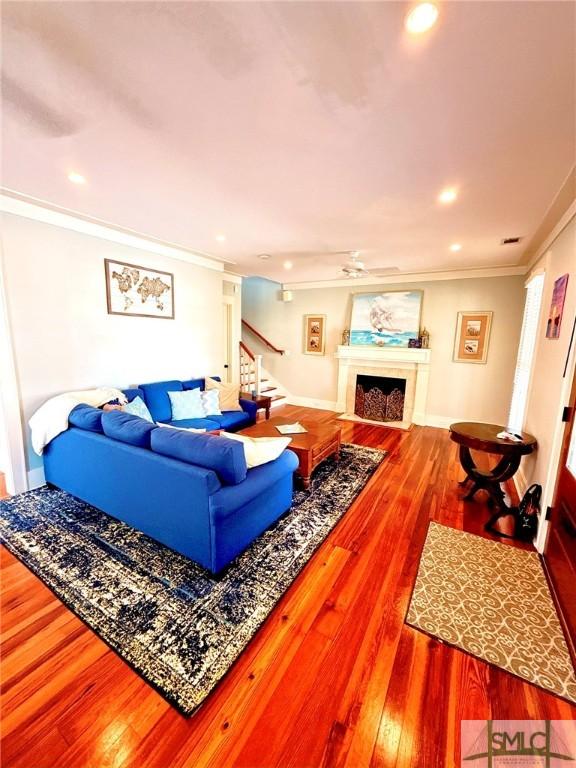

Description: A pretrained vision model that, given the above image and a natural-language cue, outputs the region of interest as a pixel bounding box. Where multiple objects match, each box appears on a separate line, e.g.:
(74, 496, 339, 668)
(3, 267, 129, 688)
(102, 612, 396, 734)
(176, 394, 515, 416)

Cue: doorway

(0, 251, 27, 495)
(222, 300, 233, 383)
(543, 365, 576, 663)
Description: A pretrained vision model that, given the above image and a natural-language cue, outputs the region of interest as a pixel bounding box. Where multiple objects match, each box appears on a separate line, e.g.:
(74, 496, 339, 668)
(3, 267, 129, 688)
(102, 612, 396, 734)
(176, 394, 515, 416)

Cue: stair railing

(241, 320, 285, 355)
(239, 341, 262, 396)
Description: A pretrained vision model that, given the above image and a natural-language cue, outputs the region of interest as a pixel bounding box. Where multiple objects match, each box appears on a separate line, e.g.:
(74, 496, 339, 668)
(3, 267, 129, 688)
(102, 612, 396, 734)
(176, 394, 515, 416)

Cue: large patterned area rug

(0, 443, 385, 715)
(406, 522, 576, 703)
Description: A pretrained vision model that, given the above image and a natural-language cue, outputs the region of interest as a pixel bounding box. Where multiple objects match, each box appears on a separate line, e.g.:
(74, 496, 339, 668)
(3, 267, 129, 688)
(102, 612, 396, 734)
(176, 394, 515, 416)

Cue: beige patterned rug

(406, 522, 576, 703)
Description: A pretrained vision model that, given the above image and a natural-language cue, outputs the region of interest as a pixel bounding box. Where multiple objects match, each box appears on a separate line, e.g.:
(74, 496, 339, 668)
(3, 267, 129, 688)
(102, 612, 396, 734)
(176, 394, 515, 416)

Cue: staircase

(239, 339, 288, 410)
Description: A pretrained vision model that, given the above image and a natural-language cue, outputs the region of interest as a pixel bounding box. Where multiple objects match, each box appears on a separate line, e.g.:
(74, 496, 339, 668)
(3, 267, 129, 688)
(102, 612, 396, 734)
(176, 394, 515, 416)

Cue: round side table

(449, 422, 537, 531)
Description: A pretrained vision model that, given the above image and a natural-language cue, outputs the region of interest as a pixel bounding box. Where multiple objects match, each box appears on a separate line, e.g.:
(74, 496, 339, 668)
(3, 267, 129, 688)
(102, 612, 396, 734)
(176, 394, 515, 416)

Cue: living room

(1, 1, 575, 766)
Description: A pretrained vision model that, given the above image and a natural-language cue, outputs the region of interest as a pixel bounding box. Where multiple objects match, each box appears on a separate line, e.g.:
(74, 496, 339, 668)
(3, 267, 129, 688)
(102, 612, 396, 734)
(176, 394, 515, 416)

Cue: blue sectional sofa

(44, 406, 298, 574)
(125, 377, 258, 432)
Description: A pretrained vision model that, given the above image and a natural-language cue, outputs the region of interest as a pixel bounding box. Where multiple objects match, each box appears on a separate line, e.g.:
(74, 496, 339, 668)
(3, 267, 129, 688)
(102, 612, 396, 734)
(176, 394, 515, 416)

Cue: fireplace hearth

(354, 374, 406, 422)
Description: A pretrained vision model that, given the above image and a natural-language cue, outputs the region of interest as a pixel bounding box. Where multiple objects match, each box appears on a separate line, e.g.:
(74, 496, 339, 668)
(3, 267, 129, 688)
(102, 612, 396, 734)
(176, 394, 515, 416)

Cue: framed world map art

(105, 259, 175, 319)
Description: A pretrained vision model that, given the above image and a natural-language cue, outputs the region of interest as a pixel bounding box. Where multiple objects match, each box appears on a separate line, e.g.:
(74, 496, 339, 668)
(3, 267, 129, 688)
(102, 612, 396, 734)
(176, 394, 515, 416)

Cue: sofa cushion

(139, 380, 183, 421)
(200, 389, 222, 416)
(181, 378, 204, 391)
(168, 389, 205, 420)
(102, 411, 157, 449)
(205, 377, 243, 412)
(166, 417, 222, 431)
(224, 433, 292, 468)
(156, 423, 207, 433)
(123, 395, 154, 422)
(151, 429, 247, 485)
(122, 387, 145, 404)
(68, 404, 104, 433)
(208, 411, 252, 431)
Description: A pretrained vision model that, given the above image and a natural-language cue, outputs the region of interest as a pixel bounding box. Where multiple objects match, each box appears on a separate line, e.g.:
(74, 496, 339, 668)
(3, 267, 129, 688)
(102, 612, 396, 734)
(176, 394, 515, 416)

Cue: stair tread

(271, 395, 286, 401)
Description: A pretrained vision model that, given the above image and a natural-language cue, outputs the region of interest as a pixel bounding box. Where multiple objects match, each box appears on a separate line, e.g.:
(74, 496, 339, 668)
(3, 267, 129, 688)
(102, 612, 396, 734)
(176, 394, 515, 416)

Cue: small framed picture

(453, 311, 493, 363)
(546, 273, 569, 339)
(304, 314, 326, 355)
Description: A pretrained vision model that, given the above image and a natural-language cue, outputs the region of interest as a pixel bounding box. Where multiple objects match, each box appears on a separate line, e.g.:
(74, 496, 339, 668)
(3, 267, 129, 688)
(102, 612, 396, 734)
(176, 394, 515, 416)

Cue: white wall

(242, 274, 525, 425)
(1, 213, 226, 486)
(520, 214, 576, 549)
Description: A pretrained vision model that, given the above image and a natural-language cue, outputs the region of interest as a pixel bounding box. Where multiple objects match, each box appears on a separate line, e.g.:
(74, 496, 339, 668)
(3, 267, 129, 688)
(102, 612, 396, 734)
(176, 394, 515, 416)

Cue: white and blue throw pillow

(201, 388, 222, 416)
(168, 389, 205, 420)
(123, 396, 154, 423)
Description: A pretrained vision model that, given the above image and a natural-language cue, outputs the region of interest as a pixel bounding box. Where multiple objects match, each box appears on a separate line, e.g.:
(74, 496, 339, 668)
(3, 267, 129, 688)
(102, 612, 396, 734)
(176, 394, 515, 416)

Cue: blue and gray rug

(0, 443, 385, 715)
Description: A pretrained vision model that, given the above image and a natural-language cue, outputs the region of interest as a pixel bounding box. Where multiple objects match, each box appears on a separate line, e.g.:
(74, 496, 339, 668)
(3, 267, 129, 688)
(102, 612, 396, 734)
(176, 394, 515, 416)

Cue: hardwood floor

(1, 407, 574, 768)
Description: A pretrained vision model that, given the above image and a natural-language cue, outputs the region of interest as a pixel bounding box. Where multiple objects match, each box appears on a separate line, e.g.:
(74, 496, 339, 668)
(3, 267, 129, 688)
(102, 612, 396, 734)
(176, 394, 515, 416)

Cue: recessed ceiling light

(405, 3, 439, 34)
(257, 253, 271, 260)
(215, 234, 226, 242)
(283, 260, 293, 270)
(449, 243, 462, 252)
(438, 187, 458, 204)
(67, 171, 86, 185)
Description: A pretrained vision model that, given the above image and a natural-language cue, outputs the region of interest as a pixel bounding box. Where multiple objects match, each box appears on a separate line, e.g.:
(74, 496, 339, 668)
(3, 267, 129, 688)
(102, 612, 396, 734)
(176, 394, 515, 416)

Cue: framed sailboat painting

(350, 291, 423, 347)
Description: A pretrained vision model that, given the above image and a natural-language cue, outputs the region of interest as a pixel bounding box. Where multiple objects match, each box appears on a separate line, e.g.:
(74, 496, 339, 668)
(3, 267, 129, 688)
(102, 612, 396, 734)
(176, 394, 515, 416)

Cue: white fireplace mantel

(335, 345, 431, 427)
(335, 345, 431, 364)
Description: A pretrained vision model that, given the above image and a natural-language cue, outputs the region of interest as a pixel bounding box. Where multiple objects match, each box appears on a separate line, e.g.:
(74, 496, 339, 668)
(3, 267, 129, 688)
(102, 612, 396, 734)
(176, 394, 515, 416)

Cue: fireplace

(354, 375, 406, 422)
(335, 346, 431, 430)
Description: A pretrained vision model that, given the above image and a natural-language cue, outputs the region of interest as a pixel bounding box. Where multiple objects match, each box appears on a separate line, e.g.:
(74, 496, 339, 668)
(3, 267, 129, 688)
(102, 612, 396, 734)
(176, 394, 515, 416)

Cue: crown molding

(525, 202, 576, 274)
(223, 271, 244, 284)
(282, 264, 527, 291)
(0, 189, 231, 273)
(521, 165, 576, 267)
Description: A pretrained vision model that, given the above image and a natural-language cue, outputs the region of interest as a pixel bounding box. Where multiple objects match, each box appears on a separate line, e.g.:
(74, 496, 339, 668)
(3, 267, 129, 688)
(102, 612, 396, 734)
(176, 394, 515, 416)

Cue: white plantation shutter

(507, 273, 545, 433)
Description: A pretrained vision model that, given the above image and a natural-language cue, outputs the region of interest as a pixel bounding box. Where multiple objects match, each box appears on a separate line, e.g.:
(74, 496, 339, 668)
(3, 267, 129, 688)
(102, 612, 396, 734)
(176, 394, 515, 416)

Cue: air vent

(501, 237, 523, 245)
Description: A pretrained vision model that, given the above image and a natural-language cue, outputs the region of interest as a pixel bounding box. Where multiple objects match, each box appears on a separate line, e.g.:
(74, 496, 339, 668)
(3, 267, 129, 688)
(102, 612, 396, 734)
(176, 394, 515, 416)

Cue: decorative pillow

(201, 389, 222, 416)
(167, 389, 205, 420)
(205, 378, 243, 412)
(123, 395, 154, 422)
(223, 433, 292, 468)
(156, 423, 207, 433)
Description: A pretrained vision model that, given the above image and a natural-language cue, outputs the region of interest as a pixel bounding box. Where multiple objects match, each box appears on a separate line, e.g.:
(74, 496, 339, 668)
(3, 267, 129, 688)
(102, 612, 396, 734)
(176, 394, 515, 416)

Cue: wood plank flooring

(1, 407, 574, 768)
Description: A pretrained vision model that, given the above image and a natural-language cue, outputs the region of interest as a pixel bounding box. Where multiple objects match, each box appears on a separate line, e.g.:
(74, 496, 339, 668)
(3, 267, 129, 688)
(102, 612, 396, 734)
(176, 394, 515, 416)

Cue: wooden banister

(239, 340, 255, 361)
(242, 320, 285, 355)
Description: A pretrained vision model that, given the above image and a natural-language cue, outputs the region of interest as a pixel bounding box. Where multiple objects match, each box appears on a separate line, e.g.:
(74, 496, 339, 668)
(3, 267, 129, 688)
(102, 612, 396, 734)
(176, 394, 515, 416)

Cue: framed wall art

(546, 273, 569, 339)
(453, 311, 493, 363)
(303, 314, 326, 355)
(349, 290, 422, 347)
(105, 259, 175, 319)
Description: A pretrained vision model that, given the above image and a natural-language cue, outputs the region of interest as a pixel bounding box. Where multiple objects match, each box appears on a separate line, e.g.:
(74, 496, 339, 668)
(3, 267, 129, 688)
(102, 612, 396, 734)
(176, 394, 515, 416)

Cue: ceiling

(2, 1, 575, 284)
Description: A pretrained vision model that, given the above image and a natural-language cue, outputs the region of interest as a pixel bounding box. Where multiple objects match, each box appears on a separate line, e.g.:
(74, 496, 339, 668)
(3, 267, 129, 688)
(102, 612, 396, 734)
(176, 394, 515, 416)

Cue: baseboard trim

(27, 466, 46, 490)
(424, 414, 465, 429)
(285, 396, 340, 412)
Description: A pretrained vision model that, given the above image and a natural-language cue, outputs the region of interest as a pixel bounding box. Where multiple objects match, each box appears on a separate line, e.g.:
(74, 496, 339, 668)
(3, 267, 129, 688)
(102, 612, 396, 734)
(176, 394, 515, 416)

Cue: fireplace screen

(354, 375, 406, 422)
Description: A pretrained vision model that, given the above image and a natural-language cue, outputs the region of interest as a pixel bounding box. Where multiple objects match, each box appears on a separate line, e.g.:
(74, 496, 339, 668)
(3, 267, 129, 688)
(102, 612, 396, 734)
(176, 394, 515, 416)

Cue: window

(507, 273, 545, 433)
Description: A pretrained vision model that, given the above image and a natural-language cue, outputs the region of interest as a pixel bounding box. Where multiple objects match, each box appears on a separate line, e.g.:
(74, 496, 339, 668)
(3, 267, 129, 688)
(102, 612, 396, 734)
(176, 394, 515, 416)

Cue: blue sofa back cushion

(102, 410, 157, 449)
(122, 387, 145, 404)
(68, 404, 104, 433)
(139, 380, 183, 421)
(151, 429, 247, 486)
(181, 376, 221, 392)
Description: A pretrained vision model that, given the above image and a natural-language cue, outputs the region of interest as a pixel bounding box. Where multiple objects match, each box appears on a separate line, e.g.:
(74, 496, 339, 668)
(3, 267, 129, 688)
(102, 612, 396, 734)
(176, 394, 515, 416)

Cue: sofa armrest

(239, 398, 258, 422)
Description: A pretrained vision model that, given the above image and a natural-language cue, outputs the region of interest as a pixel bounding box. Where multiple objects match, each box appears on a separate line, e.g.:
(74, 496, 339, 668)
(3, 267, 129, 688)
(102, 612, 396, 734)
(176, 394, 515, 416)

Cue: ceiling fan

(340, 251, 399, 279)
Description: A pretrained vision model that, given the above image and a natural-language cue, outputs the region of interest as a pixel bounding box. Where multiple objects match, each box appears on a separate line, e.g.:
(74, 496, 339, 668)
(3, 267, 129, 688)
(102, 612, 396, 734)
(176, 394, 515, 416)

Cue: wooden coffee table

(239, 417, 342, 488)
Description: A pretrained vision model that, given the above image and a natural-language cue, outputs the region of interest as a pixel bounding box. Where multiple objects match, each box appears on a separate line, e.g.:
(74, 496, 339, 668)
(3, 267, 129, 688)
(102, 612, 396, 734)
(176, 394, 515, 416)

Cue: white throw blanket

(29, 387, 128, 455)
